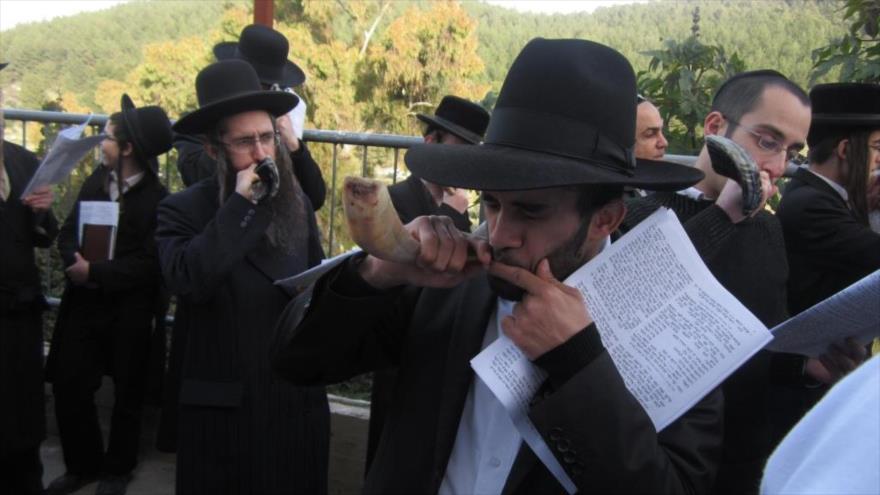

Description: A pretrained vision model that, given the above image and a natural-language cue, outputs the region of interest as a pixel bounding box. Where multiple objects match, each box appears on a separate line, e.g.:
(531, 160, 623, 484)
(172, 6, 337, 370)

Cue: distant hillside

(0, 0, 848, 112)
(0, 0, 234, 108)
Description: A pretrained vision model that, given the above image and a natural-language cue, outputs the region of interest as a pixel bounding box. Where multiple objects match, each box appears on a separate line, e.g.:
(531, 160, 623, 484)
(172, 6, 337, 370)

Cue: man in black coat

(366, 95, 490, 471)
(275, 39, 721, 494)
(621, 70, 814, 495)
(0, 60, 59, 494)
(156, 60, 329, 494)
(771, 82, 880, 444)
(45, 95, 173, 495)
(175, 24, 325, 214)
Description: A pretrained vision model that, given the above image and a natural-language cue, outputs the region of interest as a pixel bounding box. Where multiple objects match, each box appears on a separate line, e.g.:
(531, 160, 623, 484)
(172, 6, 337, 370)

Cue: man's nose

(252, 140, 269, 161)
(488, 211, 523, 250)
(761, 152, 787, 182)
(658, 131, 668, 150)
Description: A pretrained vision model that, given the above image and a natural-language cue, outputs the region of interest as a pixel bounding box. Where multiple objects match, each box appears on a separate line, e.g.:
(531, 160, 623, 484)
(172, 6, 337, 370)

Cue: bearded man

(274, 39, 722, 494)
(155, 60, 328, 494)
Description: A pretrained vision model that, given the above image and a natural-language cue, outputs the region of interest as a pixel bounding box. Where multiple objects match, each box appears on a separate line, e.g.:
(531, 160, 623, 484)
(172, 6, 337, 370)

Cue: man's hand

(358, 215, 491, 290)
(66, 252, 90, 285)
(442, 187, 470, 214)
(276, 115, 300, 152)
(715, 171, 775, 224)
(21, 185, 54, 213)
(489, 258, 591, 360)
(805, 337, 868, 385)
(235, 163, 260, 203)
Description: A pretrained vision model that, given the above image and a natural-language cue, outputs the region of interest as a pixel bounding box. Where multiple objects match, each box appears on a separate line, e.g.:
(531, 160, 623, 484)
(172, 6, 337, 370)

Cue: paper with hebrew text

(20, 116, 104, 198)
(766, 270, 879, 357)
(471, 300, 576, 494)
(472, 207, 772, 470)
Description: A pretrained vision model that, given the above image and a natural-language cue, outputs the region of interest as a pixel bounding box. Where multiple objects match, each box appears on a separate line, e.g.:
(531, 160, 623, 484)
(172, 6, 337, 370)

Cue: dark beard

(487, 219, 591, 301)
(216, 146, 308, 256)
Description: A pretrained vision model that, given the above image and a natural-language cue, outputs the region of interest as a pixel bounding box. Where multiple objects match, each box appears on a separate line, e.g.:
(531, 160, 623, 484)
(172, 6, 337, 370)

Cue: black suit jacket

(388, 175, 472, 232)
(275, 259, 723, 494)
(155, 178, 329, 493)
(777, 168, 880, 315)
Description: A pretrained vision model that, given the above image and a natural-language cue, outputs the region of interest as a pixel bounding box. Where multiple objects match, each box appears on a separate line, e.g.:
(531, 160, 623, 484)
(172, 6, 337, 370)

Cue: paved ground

(40, 381, 368, 494)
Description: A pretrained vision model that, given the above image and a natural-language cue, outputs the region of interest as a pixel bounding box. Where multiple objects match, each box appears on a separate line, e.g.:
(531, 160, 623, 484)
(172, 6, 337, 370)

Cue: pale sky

(0, 0, 647, 31)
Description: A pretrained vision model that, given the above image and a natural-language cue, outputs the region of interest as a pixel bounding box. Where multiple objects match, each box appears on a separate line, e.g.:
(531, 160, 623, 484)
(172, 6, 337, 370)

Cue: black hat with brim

(120, 94, 173, 170)
(415, 95, 490, 144)
(405, 38, 703, 191)
(213, 24, 306, 87)
(808, 83, 880, 146)
(173, 60, 298, 135)
(417, 113, 484, 144)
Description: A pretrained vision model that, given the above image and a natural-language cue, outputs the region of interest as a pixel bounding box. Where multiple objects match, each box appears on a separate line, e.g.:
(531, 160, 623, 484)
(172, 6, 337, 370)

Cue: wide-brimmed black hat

(808, 83, 880, 146)
(416, 95, 490, 144)
(405, 38, 703, 191)
(214, 24, 305, 88)
(119, 95, 173, 170)
(173, 60, 298, 135)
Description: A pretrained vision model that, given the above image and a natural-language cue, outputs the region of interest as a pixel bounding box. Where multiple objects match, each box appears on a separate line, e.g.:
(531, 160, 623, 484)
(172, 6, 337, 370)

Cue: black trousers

(0, 446, 44, 495)
(51, 311, 152, 476)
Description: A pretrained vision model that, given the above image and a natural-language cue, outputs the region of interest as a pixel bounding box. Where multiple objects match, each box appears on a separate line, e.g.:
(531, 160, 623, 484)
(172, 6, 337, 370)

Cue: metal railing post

(327, 143, 338, 257)
(392, 148, 399, 184)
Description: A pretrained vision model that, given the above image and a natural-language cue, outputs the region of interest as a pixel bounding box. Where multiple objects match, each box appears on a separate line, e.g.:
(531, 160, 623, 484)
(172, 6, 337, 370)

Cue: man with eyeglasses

(622, 70, 814, 495)
(154, 60, 329, 494)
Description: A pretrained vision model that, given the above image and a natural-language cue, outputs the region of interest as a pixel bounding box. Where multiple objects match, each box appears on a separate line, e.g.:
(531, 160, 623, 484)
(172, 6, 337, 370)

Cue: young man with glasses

(622, 70, 815, 495)
(155, 60, 329, 494)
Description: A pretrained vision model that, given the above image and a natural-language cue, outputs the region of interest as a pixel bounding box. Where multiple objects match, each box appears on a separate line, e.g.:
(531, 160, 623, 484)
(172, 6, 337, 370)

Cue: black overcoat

(46, 165, 167, 387)
(777, 167, 880, 315)
(0, 141, 58, 455)
(275, 260, 723, 494)
(155, 178, 329, 494)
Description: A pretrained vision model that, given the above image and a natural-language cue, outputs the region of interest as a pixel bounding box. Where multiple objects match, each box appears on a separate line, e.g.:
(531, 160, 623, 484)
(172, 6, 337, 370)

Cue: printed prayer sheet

(767, 270, 879, 357)
(20, 116, 105, 198)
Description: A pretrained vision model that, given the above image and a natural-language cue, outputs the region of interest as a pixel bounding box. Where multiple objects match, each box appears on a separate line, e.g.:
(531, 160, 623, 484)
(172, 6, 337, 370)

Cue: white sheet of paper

(78, 201, 119, 246)
(568, 208, 771, 430)
(766, 270, 880, 357)
(471, 301, 577, 494)
(20, 116, 104, 198)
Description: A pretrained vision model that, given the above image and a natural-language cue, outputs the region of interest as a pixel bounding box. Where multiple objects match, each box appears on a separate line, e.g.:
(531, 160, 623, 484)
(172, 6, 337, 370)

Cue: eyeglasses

(869, 143, 880, 153)
(724, 116, 804, 162)
(218, 131, 279, 154)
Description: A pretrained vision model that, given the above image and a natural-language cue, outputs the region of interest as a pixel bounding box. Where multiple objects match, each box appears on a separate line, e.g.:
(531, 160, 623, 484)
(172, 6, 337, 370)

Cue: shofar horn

(342, 176, 488, 264)
(705, 134, 763, 217)
(343, 176, 420, 263)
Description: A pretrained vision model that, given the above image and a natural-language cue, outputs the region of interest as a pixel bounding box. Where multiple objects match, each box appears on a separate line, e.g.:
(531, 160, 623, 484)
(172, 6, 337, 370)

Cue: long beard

(217, 147, 309, 256)
(487, 219, 592, 301)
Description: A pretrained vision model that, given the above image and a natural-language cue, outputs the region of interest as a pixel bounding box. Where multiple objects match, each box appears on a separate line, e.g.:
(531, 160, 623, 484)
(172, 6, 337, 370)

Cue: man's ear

(835, 139, 849, 162)
(589, 199, 626, 240)
(120, 142, 134, 157)
(423, 132, 438, 144)
(703, 111, 726, 137)
(204, 140, 219, 160)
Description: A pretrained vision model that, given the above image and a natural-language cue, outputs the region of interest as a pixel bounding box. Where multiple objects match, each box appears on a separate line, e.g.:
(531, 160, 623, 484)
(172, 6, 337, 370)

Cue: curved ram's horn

(342, 177, 419, 264)
(705, 135, 763, 216)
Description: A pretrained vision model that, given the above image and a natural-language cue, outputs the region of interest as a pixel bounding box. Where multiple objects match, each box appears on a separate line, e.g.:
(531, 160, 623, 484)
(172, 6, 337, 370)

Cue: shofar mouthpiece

(343, 176, 419, 264)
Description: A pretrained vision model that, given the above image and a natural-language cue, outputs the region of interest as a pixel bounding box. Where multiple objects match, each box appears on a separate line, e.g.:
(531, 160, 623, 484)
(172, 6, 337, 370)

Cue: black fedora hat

(214, 24, 306, 88)
(807, 82, 880, 146)
(404, 38, 703, 191)
(119, 94, 173, 171)
(173, 60, 298, 135)
(416, 95, 490, 144)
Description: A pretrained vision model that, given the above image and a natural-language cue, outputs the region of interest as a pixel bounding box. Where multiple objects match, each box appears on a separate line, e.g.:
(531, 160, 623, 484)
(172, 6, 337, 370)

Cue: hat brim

(119, 94, 148, 167)
(811, 113, 880, 127)
(214, 42, 306, 87)
(416, 113, 483, 144)
(404, 143, 703, 191)
(172, 91, 297, 135)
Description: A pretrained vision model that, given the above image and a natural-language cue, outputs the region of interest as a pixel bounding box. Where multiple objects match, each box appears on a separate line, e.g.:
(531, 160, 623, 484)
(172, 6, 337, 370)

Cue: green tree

(810, 0, 880, 83)
(637, 7, 745, 153)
